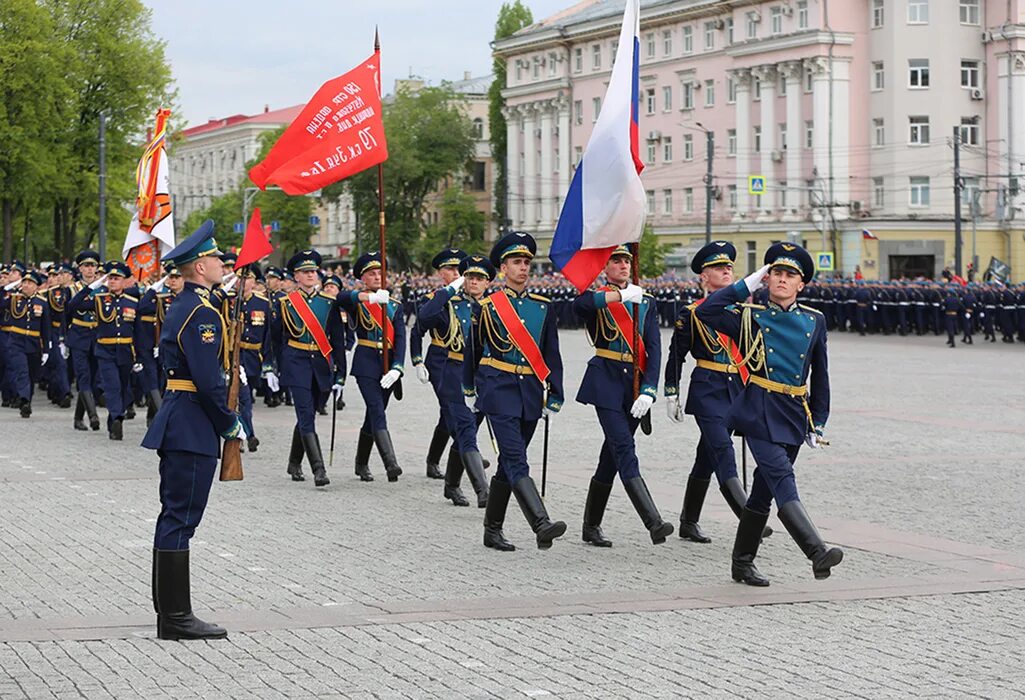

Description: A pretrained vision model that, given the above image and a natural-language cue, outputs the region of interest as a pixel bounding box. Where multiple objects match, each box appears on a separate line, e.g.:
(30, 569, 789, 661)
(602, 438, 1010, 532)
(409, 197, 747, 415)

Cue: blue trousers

(745, 437, 802, 514)
(356, 375, 393, 433)
(45, 351, 70, 399)
(136, 354, 160, 394)
(592, 407, 641, 484)
(96, 359, 132, 427)
(5, 347, 39, 401)
(154, 450, 216, 550)
(689, 414, 739, 484)
(487, 413, 538, 485)
(443, 400, 480, 453)
(70, 346, 97, 393)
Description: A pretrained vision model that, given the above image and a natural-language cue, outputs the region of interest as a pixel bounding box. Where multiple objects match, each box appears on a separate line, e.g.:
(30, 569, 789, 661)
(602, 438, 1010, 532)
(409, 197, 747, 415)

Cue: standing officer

(696, 242, 842, 587)
(69, 261, 140, 440)
(665, 241, 771, 543)
(235, 268, 272, 453)
(67, 250, 103, 431)
(1, 270, 51, 417)
(464, 232, 566, 551)
(269, 249, 348, 487)
(572, 245, 673, 547)
(336, 252, 407, 483)
(410, 248, 466, 481)
(142, 221, 243, 641)
(943, 286, 962, 348)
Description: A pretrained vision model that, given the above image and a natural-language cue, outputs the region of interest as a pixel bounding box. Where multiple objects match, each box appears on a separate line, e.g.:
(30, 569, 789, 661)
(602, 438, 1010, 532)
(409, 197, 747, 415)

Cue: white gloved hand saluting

(447, 276, 465, 293)
(619, 284, 644, 304)
(743, 264, 771, 295)
(221, 274, 238, 292)
(3, 280, 21, 291)
(88, 274, 109, 291)
(368, 289, 390, 305)
(415, 363, 429, 384)
(380, 368, 401, 389)
(630, 394, 654, 419)
(665, 395, 684, 423)
(149, 275, 168, 293)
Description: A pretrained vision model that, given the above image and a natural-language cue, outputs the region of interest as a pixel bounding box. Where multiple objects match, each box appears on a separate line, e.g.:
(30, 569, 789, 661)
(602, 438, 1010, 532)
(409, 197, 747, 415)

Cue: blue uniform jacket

(69, 286, 138, 365)
(142, 283, 237, 457)
(65, 281, 97, 351)
(418, 285, 473, 403)
(572, 289, 659, 411)
(696, 280, 830, 446)
(410, 289, 451, 382)
(46, 287, 69, 343)
(136, 288, 160, 358)
(337, 291, 406, 379)
(464, 287, 564, 419)
(271, 290, 348, 389)
(1, 291, 51, 354)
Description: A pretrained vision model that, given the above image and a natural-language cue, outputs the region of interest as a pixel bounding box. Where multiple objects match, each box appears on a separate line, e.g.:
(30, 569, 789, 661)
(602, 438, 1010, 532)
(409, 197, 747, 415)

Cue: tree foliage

(638, 224, 673, 278)
(417, 187, 487, 268)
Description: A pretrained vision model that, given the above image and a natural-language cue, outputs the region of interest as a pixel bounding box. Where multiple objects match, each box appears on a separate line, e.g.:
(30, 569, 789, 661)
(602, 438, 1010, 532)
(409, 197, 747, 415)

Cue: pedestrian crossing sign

(748, 176, 766, 195)
(816, 252, 834, 271)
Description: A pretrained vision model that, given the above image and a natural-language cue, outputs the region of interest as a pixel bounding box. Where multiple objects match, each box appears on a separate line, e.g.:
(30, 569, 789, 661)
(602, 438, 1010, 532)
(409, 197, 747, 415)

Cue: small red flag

(248, 51, 388, 196)
(235, 208, 274, 270)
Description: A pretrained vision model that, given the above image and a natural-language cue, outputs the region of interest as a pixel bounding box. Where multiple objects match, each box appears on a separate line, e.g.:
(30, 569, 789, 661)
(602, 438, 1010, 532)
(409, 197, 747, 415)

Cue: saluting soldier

(269, 249, 348, 487)
(1, 270, 51, 418)
(695, 242, 842, 587)
(142, 221, 243, 641)
(664, 241, 772, 543)
(572, 245, 673, 547)
(67, 250, 104, 431)
(0, 261, 28, 407)
(464, 232, 566, 551)
(43, 265, 73, 408)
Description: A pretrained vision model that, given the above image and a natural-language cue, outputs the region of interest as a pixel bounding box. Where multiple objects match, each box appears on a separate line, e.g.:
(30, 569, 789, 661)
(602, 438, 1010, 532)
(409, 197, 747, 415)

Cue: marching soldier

(696, 242, 842, 586)
(0, 261, 27, 407)
(142, 220, 243, 640)
(235, 268, 272, 452)
(67, 250, 103, 431)
(43, 265, 72, 408)
(136, 271, 168, 426)
(464, 232, 566, 551)
(269, 249, 348, 487)
(943, 287, 962, 348)
(1, 270, 51, 417)
(664, 241, 772, 543)
(572, 245, 673, 547)
(961, 284, 977, 345)
(336, 252, 407, 483)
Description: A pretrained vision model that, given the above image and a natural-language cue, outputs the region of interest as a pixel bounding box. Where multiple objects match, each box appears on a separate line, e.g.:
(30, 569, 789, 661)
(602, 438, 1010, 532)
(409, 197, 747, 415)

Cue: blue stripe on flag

(550, 162, 584, 271)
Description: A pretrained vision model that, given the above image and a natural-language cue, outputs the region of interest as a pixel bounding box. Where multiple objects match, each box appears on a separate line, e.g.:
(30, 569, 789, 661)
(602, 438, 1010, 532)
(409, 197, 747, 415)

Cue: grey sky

(143, 0, 569, 128)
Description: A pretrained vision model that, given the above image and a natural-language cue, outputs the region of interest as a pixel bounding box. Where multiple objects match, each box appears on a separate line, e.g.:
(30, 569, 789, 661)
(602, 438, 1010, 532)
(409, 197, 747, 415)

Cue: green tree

(488, 1, 533, 230)
(417, 187, 487, 267)
(637, 224, 672, 278)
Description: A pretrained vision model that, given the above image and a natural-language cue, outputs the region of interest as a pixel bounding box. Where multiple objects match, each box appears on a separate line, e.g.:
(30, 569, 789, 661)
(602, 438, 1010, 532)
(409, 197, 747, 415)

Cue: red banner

(487, 291, 551, 383)
(235, 208, 274, 269)
(694, 297, 749, 384)
(362, 302, 395, 349)
(248, 52, 388, 196)
(286, 291, 333, 360)
(599, 286, 646, 372)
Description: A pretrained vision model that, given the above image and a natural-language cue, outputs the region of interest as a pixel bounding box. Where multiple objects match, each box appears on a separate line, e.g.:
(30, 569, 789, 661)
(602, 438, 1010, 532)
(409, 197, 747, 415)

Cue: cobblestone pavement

(1, 329, 1023, 698)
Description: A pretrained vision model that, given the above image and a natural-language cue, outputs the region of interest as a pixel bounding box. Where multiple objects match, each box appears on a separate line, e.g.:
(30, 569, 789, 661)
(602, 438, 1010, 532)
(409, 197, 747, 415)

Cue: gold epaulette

(253, 292, 268, 301)
(480, 296, 493, 306)
(123, 294, 139, 303)
(798, 304, 823, 315)
(740, 302, 766, 310)
(425, 291, 436, 300)
(528, 293, 550, 303)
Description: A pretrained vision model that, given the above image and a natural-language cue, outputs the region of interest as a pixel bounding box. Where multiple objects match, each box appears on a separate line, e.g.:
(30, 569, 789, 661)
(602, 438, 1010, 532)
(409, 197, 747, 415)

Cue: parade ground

(1, 329, 1023, 699)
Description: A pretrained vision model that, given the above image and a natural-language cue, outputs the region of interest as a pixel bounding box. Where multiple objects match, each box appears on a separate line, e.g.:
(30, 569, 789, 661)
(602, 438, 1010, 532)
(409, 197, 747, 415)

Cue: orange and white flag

(123, 108, 176, 280)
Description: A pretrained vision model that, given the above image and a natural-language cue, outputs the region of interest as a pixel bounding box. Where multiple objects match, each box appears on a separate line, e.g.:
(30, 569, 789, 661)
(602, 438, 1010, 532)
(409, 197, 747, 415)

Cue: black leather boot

(460, 451, 489, 508)
(146, 389, 162, 427)
(425, 424, 448, 479)
(247, 436, 260, 452)
(301, 432, 329, 487)
(153, 549, 228, 640)
(81, 391, 101, 431)
(778, 501, 844, 580)
(109, 417, 123, 441)
(374, 430, 402, 482)
(624, 476, 674, 544)
(732, 508, 771, 587)
(483, 477, 515, 551)
(73, 394, 88, 431)
(354, 431, 374, 482)
(720, 477, 773, 538)
(19, 398, 31, 418)
(512, 476, 566, 550)
(443, 446, 469, 506)
(582, 478, 613, 547)
(286, 426, 305, 481)
(125, 403, 136, 420)
(678, 476, 711, 543)
(58, 394, 71, 409)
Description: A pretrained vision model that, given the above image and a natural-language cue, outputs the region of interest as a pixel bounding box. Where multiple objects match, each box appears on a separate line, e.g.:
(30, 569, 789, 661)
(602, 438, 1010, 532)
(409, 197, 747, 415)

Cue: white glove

(380, 368, 401, 389)
(447, 276, 465, 293)
(264, 372, 280, 393)
(368, 289, 390, 305)
(149, 275, 168, 293)
(221, 274, 238, 292)
(3, 280, 21, 291)
(619, 284, 644, 304)
(88, 274, 109, 290)
(805, 432, 820, 449)
(59, 342, 69, 360)
(331, 382, 344, 399)
(743, 264, 771, 295)
(41, 353, 49, 365)
(630, 394, 654, 419)
(132, 363, 143, 373)
(415, 363, 429, 384)
(239, 365, 248, 386)
(234, 420, 248, 442)
(465, 394, 478, 413)
(542, 407, 554, 419)
(153, 347, 159, 359)
(665, 395, 684, 423)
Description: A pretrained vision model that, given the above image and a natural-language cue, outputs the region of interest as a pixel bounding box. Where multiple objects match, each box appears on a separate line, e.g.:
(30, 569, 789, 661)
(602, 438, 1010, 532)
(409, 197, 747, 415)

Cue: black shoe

(153, 549, 228, 640)
(74, 394, 88, 431)
(483, 477, 515, 551)
(460, 451, 489, 508)
(317, 405, 328, 416)
(247, 436, 260, 453)
(97, 393, 106, 408)
(678, 476, 711, 543)
(624, 476, 674, 544)
(354, 431, 374, 482)
(125, 405, 136, 420)
(373, 430, 402, 482)
(720, 477, 773, 538)
(58, 395, 72, 409)
(81, 391, 101, 431)
(19, 399, 31, 418)
(285, 426, 305, 481)
(443, 446, 469, 506)
(425, 424, 448, 479)
(732, 508, 771, 587)
(512, 476, 566, 550)
(109, 418, 123, 441)
(778, 501, 844, 580)
(582, 478, 613, 547)
(301, 432, 329, 487)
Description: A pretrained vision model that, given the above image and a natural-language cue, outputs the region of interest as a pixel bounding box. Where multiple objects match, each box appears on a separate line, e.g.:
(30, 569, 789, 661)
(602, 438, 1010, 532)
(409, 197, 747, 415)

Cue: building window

(728, 129, 737, 155)
(908, 0, 929, 24)
(746, 12, 759, 39)
(592, 44, 602, 70)
(683, 81, 695, 110)
(872, 0, 884, 28)
(663, 29, 673, 56)
(753, 126, 762, 153)
(472, 118, 484, 139)
(798, 1, 809, 28)
(873, 177, 885, 208)
(960, 0, 980, 25)
(779, 180, 788, 208)
(684, 188, 694, 213)
(805, 120, 814, 149)
(909, 59, 930, 88)
(549, 53, 558, 76)
(646, 190, 655, 215)
(574, 100, 583, 126)
(960, 116, 980, 146)
(684, 134, 694, 160)
(962, 176, 981, 207)
(646, 32, 656, 59)
(909, 176, 930, 206)
(753, 75, 762, 100)
(663, 189, 673, 214)
(574, 47, 583, 73)
(646, 142, 656, 165)
(872, 61, 885, 91)
(728, 185, 738, 210)
(532, 57, 540, 79)
(805, 66, 814, 92)
(873, 118, 885, 146)
(515, 62, 523, 82)
(909, 115, 930, 144)
(778, 122, 787, 150)
(705, 80, 715, 106)
(646, 87, 657, 115)
(611, 40, 619, 65)
(727, 76, 737, 103)
(704, 21, 716, 50)
(726, 17, 735, 44)
(961, 60, 980, 89)
(592, 97, 601, 122)
(770, 6, 783, 35)
(746, 241, 757, 271)
(574, 146, 583, 166)
(663, 136, 673, 162)
(683, 25, 693, 54)
(663, 85, 673, 112)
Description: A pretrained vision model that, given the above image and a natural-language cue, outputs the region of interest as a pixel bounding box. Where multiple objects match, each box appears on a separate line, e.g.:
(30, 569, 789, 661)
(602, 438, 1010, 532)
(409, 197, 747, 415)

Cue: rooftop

(179, 104, 304, 139)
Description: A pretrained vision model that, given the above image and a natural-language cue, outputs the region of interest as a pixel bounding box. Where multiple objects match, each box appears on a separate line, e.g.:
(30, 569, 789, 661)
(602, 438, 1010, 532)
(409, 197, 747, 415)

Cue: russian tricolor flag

(551, 0, 646, 293)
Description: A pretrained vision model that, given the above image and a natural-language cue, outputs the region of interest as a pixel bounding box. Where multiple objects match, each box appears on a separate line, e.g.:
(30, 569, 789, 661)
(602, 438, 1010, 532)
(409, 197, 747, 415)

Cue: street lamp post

(692, 122, 714, 244)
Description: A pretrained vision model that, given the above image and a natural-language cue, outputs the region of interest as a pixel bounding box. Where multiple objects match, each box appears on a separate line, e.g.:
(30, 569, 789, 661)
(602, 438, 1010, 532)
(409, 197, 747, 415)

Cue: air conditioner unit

(692, 80, 703, 89)
(647, 130, 663, 141)
(781, 5, 794, 17)
(850, 200, 863, 213)
(771, 149, 783, 162)
(749, 11, 762, 23)
(713, 18, 726, 30)
(971, 88, 985, 100)
(982, 30, 993, 42)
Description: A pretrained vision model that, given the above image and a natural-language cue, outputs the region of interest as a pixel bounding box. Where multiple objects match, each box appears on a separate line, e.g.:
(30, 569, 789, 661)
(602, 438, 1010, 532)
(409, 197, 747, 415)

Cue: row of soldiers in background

(798, 279, 1025, 344)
